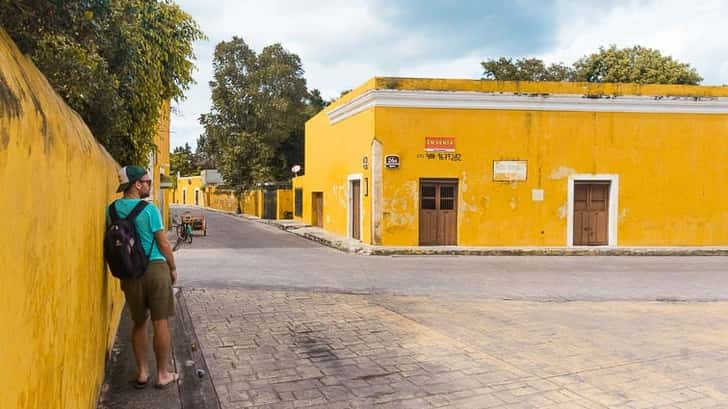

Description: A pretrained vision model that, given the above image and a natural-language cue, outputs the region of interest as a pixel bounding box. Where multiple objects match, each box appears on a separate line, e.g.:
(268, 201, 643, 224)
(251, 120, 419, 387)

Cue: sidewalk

(196, 206, 728, 256)
(96, 290, 219, 409)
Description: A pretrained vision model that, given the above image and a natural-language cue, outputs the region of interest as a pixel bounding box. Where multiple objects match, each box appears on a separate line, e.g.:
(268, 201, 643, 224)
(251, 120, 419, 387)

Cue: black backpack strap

(125, 200, 149, 221)
(127, 200, 156, 260)
(108, 201, 121, 223)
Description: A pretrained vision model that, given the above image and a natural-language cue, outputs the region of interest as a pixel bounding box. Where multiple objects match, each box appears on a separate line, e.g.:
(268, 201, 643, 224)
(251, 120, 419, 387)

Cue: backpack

(104, 200, 152, 279)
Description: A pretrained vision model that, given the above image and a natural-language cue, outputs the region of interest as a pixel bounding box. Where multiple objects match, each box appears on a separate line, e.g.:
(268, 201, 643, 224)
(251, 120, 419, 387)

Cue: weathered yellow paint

(299, 77, 728, 246)
(240, 190, 262, 217)
(0, 29, 124, 409)
(206, 185, 239, 213)
(276, 189, 293, 219)
(294, 106, 375, 242)
(153, 100, 172, 228)
(173, 175, 204, 206)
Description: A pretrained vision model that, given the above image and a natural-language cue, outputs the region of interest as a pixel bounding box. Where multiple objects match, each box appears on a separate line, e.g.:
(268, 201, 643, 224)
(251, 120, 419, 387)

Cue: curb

(368, 248, 728, 256)
(172, 290, 220, 409)
(174, 206, 728, 256)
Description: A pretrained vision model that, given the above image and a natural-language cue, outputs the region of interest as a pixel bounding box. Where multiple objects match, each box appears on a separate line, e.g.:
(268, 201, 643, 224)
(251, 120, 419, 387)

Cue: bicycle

(173, 213, 193, 250)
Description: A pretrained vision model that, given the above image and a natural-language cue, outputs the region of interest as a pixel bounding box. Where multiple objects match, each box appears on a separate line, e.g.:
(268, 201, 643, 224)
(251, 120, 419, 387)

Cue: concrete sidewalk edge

(172, 289, 221, 409)
(178, 205, 728, 256)
(96, 291, 219, 409)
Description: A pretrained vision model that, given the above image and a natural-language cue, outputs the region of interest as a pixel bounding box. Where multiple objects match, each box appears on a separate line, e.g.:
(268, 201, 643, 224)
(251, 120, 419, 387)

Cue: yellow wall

(277, 189, 293, 219)
(153, 100, 171, 229)
(241, 190, 262, 217)
(0, 29, 125, 409)
(300, 77, 728, 247)
(297, 107, 375, 242)
(375, 107, 728, 246)
(207, 186, 239, 213)
(173, 175, 203, 206)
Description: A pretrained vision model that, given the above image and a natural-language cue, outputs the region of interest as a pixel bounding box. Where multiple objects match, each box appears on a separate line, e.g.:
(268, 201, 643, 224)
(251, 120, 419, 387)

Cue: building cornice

(327, 89, 728, 124)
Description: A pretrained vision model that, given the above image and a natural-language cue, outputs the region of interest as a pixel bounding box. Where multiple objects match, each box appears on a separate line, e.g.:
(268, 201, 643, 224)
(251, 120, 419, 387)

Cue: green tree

(481, 57, 575, 81)
(0, 0, 204, 165)
(217, 132, 274, 192)
(573, 45, 702, 84)
(170, 142, 199, 176)
(199, 37, 323, 191)
(481, 46, 702, 85)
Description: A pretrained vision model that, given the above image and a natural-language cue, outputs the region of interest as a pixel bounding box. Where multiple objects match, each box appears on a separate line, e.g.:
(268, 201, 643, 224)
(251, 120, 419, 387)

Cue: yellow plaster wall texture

(300, 108, 374, 242)
(375, 107, 728, 246)
(0, 29, 124, 409)
(174, 176, 203, 205)
(241, 190, 261, 217)
(207, 186, 239, 213)
(276, 189, 293, 219)
(154, 100, 171, 228)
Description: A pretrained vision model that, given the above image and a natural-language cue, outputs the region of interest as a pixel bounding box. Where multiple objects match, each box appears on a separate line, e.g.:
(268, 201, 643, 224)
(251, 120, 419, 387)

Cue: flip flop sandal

(154, 373, 179, 389)
(133, 377, 149, 390)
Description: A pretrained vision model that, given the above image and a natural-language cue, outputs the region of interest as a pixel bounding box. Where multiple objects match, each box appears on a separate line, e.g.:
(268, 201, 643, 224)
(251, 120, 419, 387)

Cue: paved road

(170, 206, 728, 408)
(172, 206, 728, 301)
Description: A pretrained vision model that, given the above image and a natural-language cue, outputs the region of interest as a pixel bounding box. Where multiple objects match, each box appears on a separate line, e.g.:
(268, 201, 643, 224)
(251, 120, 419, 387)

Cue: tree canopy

(169, 142, 200, 177)
(482, 58, 575, 82)
(482, 45, 702, 85)
(198, 37, 325, 192)
(0, 0, 204, 165)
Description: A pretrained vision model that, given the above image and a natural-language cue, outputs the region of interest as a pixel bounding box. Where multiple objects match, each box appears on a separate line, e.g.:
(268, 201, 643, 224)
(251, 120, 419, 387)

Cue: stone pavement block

(449, 393, 505, 408)
(182, 288, 728, 409)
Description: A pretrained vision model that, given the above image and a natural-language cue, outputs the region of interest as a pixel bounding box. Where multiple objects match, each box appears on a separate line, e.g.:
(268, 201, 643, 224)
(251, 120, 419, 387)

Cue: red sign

(425, 137, 455, 152)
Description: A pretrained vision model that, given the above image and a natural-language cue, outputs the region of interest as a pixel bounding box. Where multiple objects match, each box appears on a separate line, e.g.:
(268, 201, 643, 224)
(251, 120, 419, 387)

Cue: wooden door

(351, 181, 360, 239)
(312, 192, 323, 227)
(263, 190, 277, 219)
(419, 181, 458, 245)
(573, 183, 609, 245)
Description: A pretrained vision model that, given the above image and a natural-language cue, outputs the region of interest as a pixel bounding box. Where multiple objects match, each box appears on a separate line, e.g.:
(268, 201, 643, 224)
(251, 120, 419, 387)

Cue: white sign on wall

(385, 154, 400, 169)
(493, 160, 527, 181)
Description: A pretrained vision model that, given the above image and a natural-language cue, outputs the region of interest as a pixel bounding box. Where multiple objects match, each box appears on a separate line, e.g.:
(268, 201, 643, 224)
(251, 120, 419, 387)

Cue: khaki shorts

(121, 260, 175, 324)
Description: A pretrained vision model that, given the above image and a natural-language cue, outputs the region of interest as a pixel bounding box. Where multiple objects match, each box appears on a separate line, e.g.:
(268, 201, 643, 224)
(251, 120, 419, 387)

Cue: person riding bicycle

(178, 211, 194, 243)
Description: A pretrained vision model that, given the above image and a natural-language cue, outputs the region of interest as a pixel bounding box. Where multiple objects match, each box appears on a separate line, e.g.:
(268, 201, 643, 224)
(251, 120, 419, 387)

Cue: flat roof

(325, 77, 728, 114)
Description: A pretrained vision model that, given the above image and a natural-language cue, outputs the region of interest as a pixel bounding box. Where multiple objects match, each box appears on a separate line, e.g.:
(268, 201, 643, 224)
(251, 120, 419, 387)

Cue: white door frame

(347, 174, 364, 240)
(567, 174, 619, 247)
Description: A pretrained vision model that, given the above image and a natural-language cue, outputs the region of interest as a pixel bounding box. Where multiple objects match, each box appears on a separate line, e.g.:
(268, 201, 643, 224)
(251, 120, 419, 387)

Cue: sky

(170, 0, 728, 150)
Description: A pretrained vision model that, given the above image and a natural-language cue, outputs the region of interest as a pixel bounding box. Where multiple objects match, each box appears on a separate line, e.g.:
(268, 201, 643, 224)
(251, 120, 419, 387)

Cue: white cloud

(537, 0, 728, 85)
(171, 0, 728, 150)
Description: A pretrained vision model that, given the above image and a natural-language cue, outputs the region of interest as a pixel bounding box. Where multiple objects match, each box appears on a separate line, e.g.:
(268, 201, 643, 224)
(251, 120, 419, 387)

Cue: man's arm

(154, 230, 177, 284)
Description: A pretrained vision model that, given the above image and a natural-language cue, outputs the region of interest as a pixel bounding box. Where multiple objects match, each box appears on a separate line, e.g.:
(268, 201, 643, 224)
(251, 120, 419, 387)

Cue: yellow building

(173, 175, 204, 206)
(150, 100, 172, 228)
(172, 170, 295, 220)
(293, 77, 728, 247)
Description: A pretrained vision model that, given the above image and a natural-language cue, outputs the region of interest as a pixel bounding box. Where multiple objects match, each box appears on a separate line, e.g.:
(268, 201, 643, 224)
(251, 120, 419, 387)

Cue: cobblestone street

(185, 288, 728, 409)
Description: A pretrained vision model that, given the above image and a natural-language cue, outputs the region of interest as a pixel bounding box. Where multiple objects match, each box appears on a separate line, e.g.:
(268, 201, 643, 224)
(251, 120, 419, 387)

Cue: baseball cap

(116, 165, 149, 193)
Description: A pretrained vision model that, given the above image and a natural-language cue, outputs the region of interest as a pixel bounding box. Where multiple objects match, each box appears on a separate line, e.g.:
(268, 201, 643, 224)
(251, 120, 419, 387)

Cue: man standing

(110, 165, 179, 389)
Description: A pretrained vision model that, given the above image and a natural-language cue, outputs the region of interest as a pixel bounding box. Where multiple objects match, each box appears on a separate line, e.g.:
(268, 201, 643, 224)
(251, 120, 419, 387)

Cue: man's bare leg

(131, 319, 150, 383)
(152, 319, 177, 385)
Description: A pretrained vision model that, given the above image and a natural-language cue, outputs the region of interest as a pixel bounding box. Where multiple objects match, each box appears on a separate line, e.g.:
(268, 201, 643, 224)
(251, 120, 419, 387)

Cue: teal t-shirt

(107, 199, 166, 262)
